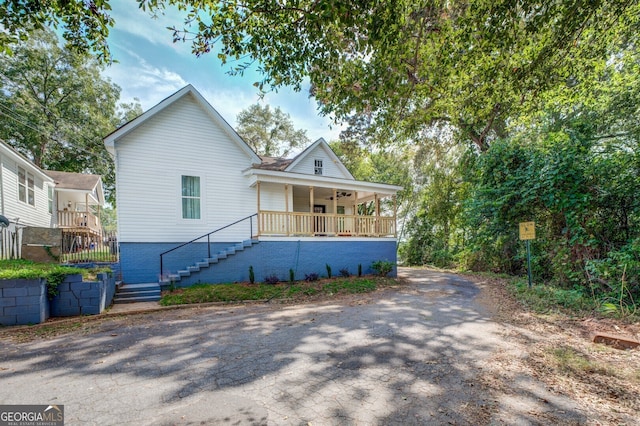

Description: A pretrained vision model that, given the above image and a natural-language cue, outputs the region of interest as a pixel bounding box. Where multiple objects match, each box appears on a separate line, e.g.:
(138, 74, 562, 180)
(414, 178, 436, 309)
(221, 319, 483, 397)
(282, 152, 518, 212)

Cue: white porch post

(393, 194, 397, 237)
(374, 193, 379, 236)
(354, 191, 359, 236)
(256, 181, 261, 237)
(285, 184, 290, 235)
(309, 186, 314, 236)
(333, 188, 337, 235)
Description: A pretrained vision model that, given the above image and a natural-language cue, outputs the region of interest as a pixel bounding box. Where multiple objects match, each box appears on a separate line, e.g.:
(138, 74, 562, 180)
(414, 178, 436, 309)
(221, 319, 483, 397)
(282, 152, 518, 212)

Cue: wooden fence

(0, 225, 22, 260)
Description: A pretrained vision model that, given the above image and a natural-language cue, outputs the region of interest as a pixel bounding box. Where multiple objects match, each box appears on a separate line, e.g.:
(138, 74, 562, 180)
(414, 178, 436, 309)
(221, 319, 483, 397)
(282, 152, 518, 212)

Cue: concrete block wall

(0, 272, 116, 325)
(0, 279, 49, 326)
(50, 272, 116, 317)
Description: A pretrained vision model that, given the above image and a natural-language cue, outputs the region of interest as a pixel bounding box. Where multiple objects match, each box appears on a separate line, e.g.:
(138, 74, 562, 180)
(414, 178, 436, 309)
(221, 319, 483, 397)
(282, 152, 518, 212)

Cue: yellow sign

(519, 221, 536, 240)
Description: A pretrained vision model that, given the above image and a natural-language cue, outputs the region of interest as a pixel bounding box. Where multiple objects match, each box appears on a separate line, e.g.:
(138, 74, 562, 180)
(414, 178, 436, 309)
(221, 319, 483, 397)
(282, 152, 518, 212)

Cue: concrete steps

(159, 239, 259, 288)
(114, 283, 161, 304)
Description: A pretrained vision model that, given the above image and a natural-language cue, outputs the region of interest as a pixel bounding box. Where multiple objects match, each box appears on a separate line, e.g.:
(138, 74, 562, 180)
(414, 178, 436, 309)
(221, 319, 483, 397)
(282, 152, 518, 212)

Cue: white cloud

(109, 0, 190, 55)
(104, 52, 187, 108)
(103, 1, 344, 145)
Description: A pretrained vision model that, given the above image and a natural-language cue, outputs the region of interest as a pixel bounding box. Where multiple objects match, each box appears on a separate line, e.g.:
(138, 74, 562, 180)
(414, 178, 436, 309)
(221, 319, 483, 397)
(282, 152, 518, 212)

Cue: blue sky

(101, 0, 341, 142)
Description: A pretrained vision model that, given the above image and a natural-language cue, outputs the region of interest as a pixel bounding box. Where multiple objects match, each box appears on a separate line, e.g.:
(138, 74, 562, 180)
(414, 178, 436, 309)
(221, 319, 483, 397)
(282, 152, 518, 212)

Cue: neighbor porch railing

(57, 210, 101, 234)
(258, 211, 396, 237)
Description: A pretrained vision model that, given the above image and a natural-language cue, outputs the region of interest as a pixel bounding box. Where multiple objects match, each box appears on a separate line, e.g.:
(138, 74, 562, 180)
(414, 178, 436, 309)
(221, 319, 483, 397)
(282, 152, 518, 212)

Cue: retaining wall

(0, 272, 116, 325)
(0, 279, 49, 326)
(50, 272, 116, 317)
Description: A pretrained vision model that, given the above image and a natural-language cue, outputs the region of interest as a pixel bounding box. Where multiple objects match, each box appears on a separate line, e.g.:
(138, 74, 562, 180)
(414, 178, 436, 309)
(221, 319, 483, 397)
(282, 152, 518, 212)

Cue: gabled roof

(45, 170, 105, 205)
(285, 138, 354, 179)
(255, 156, 294, 171)
(45, 170, 101, 192)
(104, 84, 262, 164)
(253, 138, 354, 179)
(0, 139, 53, 183)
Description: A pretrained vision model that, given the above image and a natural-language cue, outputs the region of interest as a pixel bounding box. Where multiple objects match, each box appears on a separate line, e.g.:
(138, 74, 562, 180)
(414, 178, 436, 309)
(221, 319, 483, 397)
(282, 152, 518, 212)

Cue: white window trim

(314, 159, 323, 175)
(47, 184, 54, 215)
(17, 166, 35, 207)
(178, 173, 205, 223)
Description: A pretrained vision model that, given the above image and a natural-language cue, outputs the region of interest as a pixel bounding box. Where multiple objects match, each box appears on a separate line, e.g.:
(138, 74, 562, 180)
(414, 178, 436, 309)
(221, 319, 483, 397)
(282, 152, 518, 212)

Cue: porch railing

(57, 210, 101, 233)
(258, 211, 396, 237)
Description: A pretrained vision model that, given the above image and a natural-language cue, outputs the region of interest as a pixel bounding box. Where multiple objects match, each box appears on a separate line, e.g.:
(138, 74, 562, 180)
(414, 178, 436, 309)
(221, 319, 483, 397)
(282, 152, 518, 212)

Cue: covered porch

(254, 177, 400, 238)
(47, 170, 105, 236)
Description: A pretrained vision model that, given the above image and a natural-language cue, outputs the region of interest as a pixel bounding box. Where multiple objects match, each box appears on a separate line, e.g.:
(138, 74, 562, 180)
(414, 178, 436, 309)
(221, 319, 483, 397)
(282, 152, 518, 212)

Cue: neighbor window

(18, 167, 35, 206)
(314, 159, 323, 175)
(181, 175, 201, 219)
(47, 185, 54, 214)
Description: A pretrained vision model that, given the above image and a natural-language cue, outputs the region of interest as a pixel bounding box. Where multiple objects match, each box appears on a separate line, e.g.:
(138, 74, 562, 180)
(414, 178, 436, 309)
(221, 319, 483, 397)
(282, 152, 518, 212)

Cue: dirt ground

(469, 273, 640, 425)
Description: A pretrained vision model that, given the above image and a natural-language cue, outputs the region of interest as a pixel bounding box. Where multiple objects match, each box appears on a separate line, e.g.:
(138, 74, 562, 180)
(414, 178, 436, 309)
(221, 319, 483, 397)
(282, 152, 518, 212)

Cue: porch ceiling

(246, 169, 402, 197)
(292, 185, 379, 203)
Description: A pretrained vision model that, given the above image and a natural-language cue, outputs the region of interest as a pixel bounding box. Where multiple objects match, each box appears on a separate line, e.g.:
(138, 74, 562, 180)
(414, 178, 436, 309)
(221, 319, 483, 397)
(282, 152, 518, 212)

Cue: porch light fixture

(328, 191, 352, 200)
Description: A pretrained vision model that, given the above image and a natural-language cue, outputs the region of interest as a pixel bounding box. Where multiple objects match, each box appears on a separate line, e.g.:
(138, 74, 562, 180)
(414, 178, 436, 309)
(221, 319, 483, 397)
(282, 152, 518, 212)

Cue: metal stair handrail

(160, 214, 257, 278)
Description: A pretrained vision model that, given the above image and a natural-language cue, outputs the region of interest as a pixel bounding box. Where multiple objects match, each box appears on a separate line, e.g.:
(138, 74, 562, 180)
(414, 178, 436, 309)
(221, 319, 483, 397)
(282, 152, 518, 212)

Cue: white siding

(259, 182, 289, 211)
(288, 144, 351, 179)
(0, 152, 52, 227)
(114, 94, 258, 242)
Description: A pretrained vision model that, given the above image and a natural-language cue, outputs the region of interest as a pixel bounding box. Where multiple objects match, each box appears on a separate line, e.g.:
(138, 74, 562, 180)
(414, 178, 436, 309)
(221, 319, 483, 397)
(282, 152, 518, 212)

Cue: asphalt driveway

(0, 268, 585, 425)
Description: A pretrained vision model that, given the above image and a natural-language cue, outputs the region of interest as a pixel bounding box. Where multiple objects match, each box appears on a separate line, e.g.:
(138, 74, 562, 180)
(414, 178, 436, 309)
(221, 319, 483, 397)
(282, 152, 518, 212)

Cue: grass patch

(0, 259, 110, 281)
(509, 278, 597, 314)
(160, 277, 396, 306)
(0, 259, 81, 280)
(548, 346, 616, 377)
(61, 249, 117, 263)
(0, 259, 111, 299)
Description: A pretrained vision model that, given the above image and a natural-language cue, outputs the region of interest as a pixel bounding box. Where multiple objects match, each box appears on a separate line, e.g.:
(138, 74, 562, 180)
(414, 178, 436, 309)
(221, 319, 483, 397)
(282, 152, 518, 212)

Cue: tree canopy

(0, 28, 141, 203)
(0, 0, 114, 62)
(137, 0, 640, 150)
(4, 1, 638, 151)
(236, 103, 309, 157)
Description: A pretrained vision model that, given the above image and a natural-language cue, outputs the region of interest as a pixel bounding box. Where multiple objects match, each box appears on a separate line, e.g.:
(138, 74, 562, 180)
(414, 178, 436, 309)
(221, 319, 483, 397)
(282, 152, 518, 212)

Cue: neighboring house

(0, 139, 55, 228)
(104, 85, 402, 285)
(0, 139, 106, 259)
(45, 170, 105, 238)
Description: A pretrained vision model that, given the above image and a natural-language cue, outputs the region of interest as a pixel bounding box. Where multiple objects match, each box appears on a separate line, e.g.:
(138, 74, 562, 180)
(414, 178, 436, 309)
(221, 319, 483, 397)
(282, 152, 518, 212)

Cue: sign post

(519, 221, 535, 288)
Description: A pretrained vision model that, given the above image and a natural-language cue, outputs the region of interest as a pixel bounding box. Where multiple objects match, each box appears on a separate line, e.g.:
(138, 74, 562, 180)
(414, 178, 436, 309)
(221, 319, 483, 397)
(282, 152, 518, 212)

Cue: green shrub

(326, 263, 332, 278)
(249, 265, 255, 284)
(371, 260, 394, 277)
(289, 268, 295, 283)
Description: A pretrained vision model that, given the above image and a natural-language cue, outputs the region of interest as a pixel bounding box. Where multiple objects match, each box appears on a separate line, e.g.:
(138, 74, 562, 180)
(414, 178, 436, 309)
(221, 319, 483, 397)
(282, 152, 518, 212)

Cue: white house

(0, 139, 55, 229)
(104, 85, 402, 285)
(0, 139, 106, 259)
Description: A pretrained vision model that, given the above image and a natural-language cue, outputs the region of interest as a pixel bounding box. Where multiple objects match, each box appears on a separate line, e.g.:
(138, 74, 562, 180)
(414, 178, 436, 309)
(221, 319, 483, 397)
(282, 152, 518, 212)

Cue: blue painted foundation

(120, 239, 398, 285)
